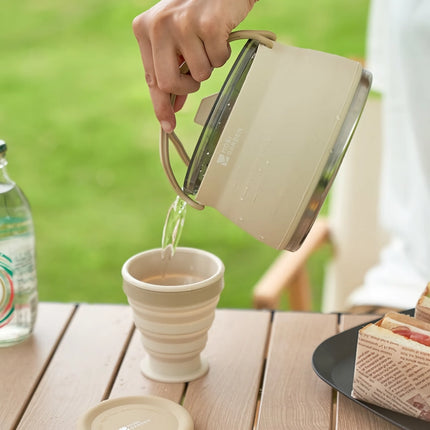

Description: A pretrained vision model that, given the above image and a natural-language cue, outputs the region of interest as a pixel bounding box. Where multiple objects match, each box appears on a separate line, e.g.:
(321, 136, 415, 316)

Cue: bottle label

(0, 253, 14, 327)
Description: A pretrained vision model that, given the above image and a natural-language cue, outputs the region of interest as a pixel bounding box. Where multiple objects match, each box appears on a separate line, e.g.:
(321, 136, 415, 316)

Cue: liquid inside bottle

(0, 142, 38, 346)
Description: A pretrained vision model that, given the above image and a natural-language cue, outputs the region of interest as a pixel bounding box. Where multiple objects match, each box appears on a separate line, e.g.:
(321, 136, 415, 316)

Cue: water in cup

(143, 273, 204, 286)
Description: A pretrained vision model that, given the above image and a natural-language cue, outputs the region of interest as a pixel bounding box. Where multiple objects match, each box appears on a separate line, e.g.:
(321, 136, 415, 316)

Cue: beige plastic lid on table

(77, 396, 194, 430)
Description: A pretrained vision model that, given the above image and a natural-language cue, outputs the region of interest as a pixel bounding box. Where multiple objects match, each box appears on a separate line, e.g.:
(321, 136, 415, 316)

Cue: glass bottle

(0, 140, 38, 346)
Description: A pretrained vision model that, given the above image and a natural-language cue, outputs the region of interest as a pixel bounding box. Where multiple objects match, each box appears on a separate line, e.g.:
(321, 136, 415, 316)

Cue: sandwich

(415, 283, 430, 324)
(352, 312, 430, 422)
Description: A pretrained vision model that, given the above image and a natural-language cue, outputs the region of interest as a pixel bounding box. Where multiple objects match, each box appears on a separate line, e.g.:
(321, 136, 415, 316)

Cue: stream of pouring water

(161, 195, 188, 267)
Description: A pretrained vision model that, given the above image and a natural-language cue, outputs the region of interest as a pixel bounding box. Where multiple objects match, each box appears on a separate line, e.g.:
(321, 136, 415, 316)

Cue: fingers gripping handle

(227, 30, 276, 47)
(159, 30, 277, 210)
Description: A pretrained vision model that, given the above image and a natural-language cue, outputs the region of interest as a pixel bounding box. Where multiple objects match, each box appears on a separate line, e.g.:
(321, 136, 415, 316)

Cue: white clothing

(348, 0, 430, 309)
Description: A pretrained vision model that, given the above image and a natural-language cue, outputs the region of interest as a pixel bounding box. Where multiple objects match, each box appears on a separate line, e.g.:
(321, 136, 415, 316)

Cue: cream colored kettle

(160, 30, 372, 251)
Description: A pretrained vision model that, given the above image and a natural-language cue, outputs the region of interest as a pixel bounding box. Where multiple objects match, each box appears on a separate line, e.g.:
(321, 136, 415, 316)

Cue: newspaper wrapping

(351, 324, 430, 422)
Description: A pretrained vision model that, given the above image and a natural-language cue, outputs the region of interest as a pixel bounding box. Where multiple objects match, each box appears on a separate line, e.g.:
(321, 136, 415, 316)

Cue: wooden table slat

(184, 309, 272, 430)
(257, 312, 338, 430)
(109, 328, 185, 401)
(16, 304, 134, 430)
(0, 302, 75, 430)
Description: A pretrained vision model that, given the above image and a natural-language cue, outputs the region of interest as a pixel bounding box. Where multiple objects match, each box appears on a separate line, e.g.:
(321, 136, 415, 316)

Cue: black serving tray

(312, 309, 428, 430)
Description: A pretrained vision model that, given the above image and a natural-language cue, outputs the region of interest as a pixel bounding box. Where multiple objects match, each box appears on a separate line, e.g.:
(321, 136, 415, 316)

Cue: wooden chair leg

(288, 267, 312, 311)
(252, 218, 330, 310)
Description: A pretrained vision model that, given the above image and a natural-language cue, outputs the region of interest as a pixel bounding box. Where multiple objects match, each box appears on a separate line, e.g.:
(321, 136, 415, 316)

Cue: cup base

(140, 356, 209, 383)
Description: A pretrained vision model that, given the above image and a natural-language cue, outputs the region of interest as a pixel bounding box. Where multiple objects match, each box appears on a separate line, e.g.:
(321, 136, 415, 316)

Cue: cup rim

(122, 247, 224, 292)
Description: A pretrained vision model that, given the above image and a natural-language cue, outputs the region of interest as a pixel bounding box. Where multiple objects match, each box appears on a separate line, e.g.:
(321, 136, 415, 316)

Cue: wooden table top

(1, 302, 399, 430)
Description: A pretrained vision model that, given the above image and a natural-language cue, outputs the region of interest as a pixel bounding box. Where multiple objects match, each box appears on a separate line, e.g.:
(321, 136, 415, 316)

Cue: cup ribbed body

(122, 247, 224, 382)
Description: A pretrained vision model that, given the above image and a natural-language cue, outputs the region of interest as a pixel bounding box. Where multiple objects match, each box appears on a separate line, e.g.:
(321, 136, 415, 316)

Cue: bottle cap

(77, 395, 194, 430)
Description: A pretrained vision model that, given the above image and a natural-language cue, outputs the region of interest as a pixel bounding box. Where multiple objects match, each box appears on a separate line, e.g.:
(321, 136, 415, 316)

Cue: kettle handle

(160, 30, 277, 210)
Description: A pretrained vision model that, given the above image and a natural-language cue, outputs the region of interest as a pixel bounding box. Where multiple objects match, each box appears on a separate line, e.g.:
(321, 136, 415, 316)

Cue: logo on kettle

(216, 127, 244, 167)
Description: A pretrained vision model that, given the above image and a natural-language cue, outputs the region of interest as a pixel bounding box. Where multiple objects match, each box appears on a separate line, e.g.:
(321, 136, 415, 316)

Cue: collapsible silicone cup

(122, 247, 224, 383)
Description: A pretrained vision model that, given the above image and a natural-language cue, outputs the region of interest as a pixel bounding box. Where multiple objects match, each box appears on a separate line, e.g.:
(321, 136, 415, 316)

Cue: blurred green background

(0, 0, 370, 309)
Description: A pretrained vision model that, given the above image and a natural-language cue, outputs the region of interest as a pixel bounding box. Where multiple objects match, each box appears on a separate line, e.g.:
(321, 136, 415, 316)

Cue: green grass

(0, 0, 370, 309)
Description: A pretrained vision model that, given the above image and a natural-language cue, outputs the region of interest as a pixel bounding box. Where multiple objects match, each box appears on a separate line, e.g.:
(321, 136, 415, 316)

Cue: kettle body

(161, 31, 372, 251)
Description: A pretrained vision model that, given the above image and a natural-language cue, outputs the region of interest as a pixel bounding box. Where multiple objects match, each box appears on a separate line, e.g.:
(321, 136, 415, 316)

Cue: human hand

(132, 0, 258, 133)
